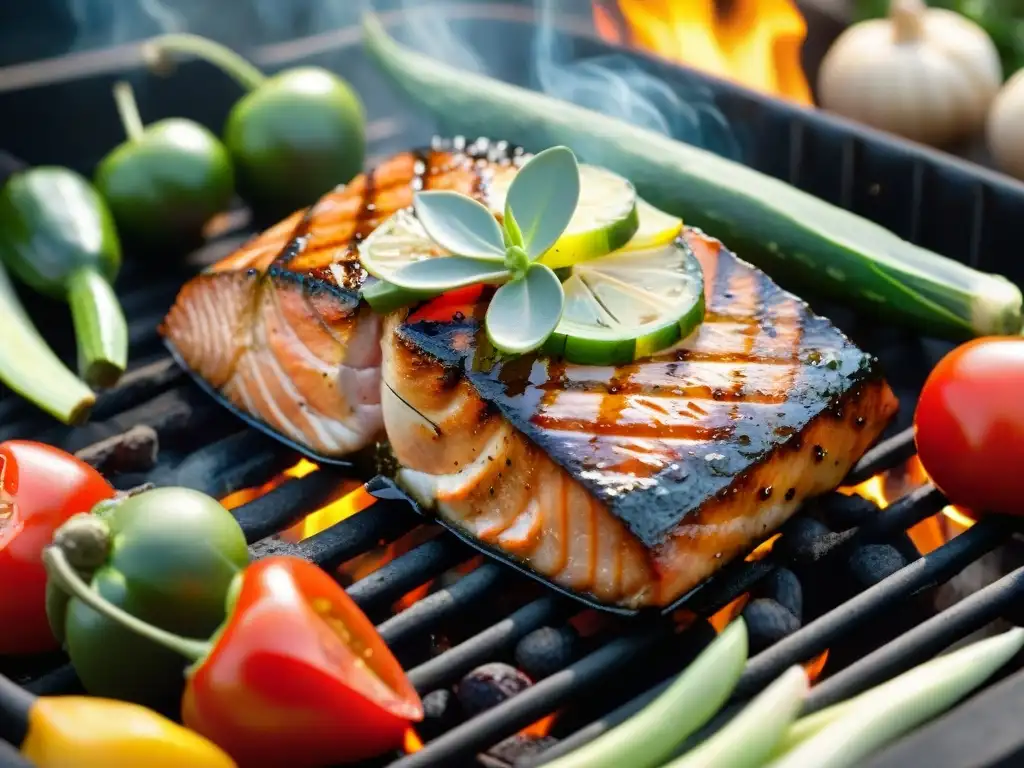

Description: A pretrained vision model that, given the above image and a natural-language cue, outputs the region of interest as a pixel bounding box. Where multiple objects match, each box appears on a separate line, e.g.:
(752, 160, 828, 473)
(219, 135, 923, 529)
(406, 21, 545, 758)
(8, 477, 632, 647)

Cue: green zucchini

(362, 14, 1022, 340)
(0, 167, 128, 388)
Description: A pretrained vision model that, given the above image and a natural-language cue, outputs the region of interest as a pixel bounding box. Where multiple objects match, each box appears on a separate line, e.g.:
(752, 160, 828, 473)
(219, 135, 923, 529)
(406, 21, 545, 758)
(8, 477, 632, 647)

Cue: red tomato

(0, 441, 115, 655)
(408, 284, 485, 323)
(914, 337, 1024, 516)
(182, 556, 423, 767)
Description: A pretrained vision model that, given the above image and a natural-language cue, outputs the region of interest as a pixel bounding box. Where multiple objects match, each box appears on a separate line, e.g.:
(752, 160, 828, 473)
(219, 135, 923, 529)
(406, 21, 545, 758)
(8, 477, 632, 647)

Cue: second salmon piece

(382, 230, 899, 609)
(161, 140, 523, 458)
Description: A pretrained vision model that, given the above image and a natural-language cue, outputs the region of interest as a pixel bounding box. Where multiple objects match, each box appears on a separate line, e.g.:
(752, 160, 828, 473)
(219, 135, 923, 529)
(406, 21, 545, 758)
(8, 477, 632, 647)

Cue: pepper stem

(112, 81, 145, 143)
(890, 0, 926, 44)
(67, 267, 128, 389)
(43, 546, 211, 662)
(52, 513, 110, 575)
(143, 33, 267, 91)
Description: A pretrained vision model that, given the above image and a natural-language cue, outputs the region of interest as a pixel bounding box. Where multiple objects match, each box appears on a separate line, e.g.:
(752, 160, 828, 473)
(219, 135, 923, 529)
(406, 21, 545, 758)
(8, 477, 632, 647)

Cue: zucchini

(362, 14, 1022, 339)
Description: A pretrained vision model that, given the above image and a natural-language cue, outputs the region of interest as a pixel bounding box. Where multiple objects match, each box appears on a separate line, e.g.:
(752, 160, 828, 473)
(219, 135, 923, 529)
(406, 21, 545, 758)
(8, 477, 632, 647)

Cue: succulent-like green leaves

(505, 146, 580, 260)
(485, 263, 564, 354)
(413, 191, 506, 261)
(362, 145, 583, 355)
(386, 255, 510, 291)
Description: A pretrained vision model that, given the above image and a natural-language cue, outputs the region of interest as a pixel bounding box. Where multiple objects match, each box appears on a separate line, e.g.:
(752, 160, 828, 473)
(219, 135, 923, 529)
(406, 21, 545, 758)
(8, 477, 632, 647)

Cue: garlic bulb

(818, 0, 1002, 147)
(988, 70, 1024, 180)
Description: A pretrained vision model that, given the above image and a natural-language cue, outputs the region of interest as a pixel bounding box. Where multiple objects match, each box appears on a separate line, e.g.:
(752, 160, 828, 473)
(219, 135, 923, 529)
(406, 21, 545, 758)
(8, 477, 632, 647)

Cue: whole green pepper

(95, 81, 235, 253)
(0, 168, 127, 388)
(144, 33, 366, 221)
(45, 487, 249, 709)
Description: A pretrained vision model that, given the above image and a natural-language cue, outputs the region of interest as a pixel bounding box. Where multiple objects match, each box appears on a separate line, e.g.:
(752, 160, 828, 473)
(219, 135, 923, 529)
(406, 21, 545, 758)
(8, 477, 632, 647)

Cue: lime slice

(543, 240, 705, 365)
(358, 209, 444, 312)
(622, 198, 684, 251)
(486, 163, 639, 269)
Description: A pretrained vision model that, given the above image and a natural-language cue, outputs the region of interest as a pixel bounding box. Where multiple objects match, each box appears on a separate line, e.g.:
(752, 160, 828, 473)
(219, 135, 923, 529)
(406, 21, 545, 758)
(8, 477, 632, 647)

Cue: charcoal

(457, 662, 532, 717)
(75, 425, 159, 475)
(419, 689, 463, 740)
(812, 493, 880, 531)
(90, 356, 186, 421)
(847, 544, 908, 588)
(754, 568, 803, 621)
(777, 517, 851, 563)
(514, 626, 579, 681)
(741, 598, 801, 654)
(485, 734, 559, 767)
(742, 600, 800, 652)
(249, 535, 306, 561)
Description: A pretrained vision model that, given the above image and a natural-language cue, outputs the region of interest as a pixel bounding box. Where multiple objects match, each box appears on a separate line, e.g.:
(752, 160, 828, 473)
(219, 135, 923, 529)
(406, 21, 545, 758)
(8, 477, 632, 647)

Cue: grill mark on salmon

(384, 229, 898, 608)
(161, 140, 524, 459)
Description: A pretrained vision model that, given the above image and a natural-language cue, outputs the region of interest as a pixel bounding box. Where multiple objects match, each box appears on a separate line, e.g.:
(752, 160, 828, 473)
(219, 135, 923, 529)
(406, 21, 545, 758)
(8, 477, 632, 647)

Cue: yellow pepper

(1, 674, 235, 768)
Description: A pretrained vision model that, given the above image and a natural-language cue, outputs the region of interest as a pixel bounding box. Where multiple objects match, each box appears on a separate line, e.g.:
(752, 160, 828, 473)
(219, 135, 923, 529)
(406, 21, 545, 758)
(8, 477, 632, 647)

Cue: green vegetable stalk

(0, 168, 127, 388)
(0, 260, 94, 424)
(542, 619, 748, 768)
(767, 627, 1024, 767)
(362, 13, 1023, 340)
(663, 665, 807, 768)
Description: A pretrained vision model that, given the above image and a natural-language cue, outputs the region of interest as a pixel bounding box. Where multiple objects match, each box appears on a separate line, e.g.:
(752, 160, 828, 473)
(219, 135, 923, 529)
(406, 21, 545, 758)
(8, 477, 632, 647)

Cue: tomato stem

(111, 81, 145, 144)
(143, 33, 267, 91)
(43, 546, 211, 662)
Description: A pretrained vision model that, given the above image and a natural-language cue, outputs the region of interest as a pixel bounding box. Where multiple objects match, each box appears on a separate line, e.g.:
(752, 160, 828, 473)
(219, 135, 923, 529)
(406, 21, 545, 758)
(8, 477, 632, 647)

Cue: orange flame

(521, 713, 558, 739)
(403, 728, 424, 753)
(839, 456, 974, 555)
(593, 0, 813, 104)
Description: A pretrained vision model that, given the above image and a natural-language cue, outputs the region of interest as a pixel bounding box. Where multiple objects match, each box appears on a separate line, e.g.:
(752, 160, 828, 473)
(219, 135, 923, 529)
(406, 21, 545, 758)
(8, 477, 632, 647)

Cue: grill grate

(2, 5, 1024, 764)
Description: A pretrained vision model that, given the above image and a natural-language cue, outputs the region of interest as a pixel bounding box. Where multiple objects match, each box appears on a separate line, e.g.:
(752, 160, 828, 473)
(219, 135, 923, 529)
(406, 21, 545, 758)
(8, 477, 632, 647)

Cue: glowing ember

(839, 456, 974, 555)
(403, 728, 424, 753)
(803, 649, 829, 682)
(593, 0, 813, 104)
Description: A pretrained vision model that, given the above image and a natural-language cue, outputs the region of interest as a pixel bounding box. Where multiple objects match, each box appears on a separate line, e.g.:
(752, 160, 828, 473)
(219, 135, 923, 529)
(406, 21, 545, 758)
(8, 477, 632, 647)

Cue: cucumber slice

(487, 163, 639, 269)
(358, 207, 447, 282)
(544, 240, 705, 365)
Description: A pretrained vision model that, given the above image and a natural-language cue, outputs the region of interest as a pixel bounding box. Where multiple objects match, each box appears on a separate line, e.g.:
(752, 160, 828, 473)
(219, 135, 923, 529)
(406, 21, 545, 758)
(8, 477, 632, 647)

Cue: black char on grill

(162, 138, 899, 610)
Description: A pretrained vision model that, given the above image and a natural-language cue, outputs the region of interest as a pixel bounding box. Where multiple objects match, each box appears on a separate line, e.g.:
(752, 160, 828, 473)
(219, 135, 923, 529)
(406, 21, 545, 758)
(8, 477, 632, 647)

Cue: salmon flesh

(164, 139, 898, 610)
(382, 230, 898, 610)
(161, 139, 525, 458)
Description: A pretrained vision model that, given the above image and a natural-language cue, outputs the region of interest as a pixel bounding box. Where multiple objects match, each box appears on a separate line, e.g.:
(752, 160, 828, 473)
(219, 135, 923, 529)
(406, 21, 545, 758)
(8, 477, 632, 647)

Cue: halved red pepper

(0, 441, 115, 655)
(44, 550, 423, 768)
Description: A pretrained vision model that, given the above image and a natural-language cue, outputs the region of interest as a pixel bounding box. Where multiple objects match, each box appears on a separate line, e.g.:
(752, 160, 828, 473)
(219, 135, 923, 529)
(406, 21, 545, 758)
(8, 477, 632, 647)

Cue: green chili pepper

(0, 168, 127, 388)
(144, 33, 365, 221)
(45, 487, 249, 709)
(94, 81, 234, 253)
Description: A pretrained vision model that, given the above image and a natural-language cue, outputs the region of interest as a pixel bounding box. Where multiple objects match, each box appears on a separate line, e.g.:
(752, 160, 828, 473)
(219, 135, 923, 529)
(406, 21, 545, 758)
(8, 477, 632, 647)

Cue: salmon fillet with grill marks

(161, 140, 524, 458)
(382, 230, 899, 609)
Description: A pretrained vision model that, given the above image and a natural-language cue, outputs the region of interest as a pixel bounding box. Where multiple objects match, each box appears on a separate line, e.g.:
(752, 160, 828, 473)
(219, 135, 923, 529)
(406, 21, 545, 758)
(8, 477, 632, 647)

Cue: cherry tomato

(0, 441, 114, 655)
(914, 337, 1024, 516)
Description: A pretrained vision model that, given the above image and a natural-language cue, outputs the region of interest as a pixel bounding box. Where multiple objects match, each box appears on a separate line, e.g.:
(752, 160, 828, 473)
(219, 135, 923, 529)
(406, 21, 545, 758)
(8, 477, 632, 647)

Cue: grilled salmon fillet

(161, 139, 525, 458)
(382, 230, 899, 609)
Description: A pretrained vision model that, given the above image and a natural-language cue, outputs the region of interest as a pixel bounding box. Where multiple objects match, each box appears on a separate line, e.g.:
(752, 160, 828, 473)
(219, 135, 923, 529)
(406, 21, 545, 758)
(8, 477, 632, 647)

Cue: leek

(767, 627, 1024, 768)
(541, 619, 748, 768)
(662, 665, 808, 768)
(362, 13, 1023, 339)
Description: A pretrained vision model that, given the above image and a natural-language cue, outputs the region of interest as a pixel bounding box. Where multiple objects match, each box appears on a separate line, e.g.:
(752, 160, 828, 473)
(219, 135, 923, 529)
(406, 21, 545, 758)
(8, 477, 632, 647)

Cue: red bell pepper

(0, 441, 114, 655)
(43, 550, 423, 767)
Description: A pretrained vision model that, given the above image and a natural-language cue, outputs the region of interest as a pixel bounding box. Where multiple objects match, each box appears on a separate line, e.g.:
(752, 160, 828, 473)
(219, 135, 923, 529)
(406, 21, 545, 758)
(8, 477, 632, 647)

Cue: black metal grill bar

(348, 536, 472, 614)
(377, 563, 511, 649)
(803, 564, 1024, 713)
(160, 430, 296, 498)
(407, 595, 569, 694)
(844, 428, 917, 485)
(529, 518, 1011, 766)
(295, 497, 421, 571)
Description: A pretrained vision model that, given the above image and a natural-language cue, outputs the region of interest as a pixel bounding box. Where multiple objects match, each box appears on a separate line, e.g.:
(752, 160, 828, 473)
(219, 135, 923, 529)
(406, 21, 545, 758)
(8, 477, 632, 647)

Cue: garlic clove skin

(818, 2, 1002, 148)
(988, 69, 1024, 181)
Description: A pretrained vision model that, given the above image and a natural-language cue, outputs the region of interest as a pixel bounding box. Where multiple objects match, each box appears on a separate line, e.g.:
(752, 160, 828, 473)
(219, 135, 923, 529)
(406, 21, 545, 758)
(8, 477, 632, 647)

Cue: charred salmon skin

(382, 230, 899, 609)
(161, 138, 525, 459)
